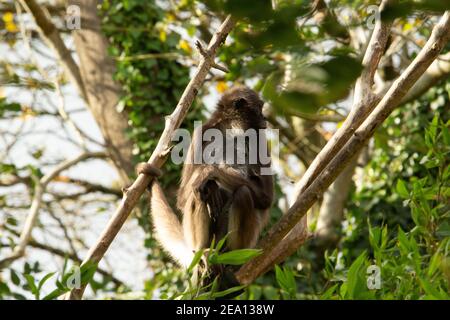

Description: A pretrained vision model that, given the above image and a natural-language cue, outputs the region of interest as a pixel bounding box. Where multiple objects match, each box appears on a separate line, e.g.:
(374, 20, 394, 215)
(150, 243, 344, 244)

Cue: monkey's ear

(233, 97, 247, 108)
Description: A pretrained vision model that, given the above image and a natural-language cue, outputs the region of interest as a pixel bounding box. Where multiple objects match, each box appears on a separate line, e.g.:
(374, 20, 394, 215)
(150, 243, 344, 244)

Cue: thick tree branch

(294, 0, 392, 197)
(64, 15, 235, 300)
(239, 0, 394, 280)
(236, 10, 450, 284)
(377, 52, 450, 103)
(0, 152, 106, 269)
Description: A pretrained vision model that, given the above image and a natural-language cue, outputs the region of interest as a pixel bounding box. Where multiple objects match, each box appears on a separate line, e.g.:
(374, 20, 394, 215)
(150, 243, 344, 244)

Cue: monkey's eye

(233, 97, 247, 108)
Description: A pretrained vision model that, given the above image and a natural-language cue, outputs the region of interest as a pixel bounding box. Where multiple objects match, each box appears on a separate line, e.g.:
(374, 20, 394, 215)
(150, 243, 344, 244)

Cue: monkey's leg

(200, 180, 232, 245)
(181, 194, 212, 251)
(227, 185, 262, 250)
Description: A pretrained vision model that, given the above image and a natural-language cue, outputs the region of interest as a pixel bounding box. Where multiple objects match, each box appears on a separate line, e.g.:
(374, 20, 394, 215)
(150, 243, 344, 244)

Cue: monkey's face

(216, 86, 266, 129)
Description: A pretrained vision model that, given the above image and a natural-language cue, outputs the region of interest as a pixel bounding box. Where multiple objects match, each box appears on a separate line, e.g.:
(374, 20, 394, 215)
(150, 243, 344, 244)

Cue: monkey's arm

(197, 166, 273, 210)
(248, 173, 274, 210)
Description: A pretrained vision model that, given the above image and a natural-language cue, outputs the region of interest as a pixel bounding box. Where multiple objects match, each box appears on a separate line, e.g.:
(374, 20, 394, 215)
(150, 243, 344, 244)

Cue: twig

(196, 40, 230, 73)
(64, 15, 236, 300)
(2, 224, 124, 287)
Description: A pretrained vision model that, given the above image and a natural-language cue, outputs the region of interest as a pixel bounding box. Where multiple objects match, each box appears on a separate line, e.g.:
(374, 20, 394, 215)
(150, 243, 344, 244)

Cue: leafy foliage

(101, 0, 204, 187)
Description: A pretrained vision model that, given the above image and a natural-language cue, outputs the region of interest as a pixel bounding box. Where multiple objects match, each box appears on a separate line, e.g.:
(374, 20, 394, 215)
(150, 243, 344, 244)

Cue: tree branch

(237, 0, 394, 281)
(377, 51, 450, 103)
(64, 15, 236, 300)
(236, 10, 450, 285)
(1, 224, 124, 287)
(18, 0, 88, 102)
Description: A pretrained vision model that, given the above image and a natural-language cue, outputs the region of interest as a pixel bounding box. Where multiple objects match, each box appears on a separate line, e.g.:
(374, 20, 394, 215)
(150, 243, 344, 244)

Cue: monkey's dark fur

(138, 87, 274, 292)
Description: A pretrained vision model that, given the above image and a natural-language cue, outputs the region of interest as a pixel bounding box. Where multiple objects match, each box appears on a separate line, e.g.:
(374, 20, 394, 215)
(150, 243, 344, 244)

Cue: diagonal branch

(377, 51, 450, 103)
(0, 151, 106, 269)
(247, 0, 394, 278)
(294, 0, 393, 198)
(236, 10, 450, 284)
(64, 15, 236, 300)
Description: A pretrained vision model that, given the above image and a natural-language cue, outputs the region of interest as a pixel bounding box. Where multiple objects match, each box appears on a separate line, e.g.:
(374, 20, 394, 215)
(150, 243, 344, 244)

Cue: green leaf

(42, 288, 66, 300)
(37, 272, 56, 292)
(419, 277, 444, 299)
(209, 249, 262, 265)
(396, 179, 409, 198)
(10, 270, 21, 286)
(211, 285, 245, 299)
(397, 227, 410, 253)
(187, 249, 204, 274)
(321, 284, 339, 299)
(275, 265, 297, 298)
(24, 275, 38, 298)
(79, 261, 98, 285)
(346, 251, 368, 299)
(215, 234, 229, 252)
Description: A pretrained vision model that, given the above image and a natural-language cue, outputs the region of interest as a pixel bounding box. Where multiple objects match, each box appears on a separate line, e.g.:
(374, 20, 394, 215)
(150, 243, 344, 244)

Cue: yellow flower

(403, 23, 412, 32)
(2, 12, 14, 23)
(166, 13, 176, 22)
(6, 22, 18, 33)
(179, 39, 192, 54)
(216, 81, 228, 93)
(159, 30, 167, 43)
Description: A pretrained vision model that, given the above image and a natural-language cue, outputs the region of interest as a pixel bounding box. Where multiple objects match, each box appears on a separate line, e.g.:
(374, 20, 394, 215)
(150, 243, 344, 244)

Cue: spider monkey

(138, 87, 274, 287)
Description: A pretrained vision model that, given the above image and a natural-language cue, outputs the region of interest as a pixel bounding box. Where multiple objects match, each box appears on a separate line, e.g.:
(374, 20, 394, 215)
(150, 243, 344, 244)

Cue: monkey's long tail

(150, 181, 194, 268)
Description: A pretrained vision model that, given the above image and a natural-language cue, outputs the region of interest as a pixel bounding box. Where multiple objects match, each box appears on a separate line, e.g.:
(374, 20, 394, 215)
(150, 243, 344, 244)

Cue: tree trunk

(70, 0, 134, 184)
(315, 156, 357, 247)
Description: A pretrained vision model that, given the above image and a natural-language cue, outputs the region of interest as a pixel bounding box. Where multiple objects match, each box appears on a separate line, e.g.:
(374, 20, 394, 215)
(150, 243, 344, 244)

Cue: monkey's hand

(198, 179, 220, 203)
(135, 162, 163, 192)
(136, 162, 162, 178)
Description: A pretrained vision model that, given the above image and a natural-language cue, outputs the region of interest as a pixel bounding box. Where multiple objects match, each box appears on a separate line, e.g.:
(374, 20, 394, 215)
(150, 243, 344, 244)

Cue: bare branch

(377, 51, 450, 103)
(195, 40, 230, 73)
(0, 152, 106, 269)
(1, 224, 124, 287)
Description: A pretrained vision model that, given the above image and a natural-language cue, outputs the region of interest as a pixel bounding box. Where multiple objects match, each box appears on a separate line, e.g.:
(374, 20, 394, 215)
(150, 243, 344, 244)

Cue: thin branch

(54, 79, 88, 149)
(236, 10, 450, 284)
(64, 16, 236, 300)
(195, 40, 230, 73)
(0, 152, 106, 269)
(377, 51, 450, 103)
(293, 0, 393, 199)
(1, 224, 124, 287)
